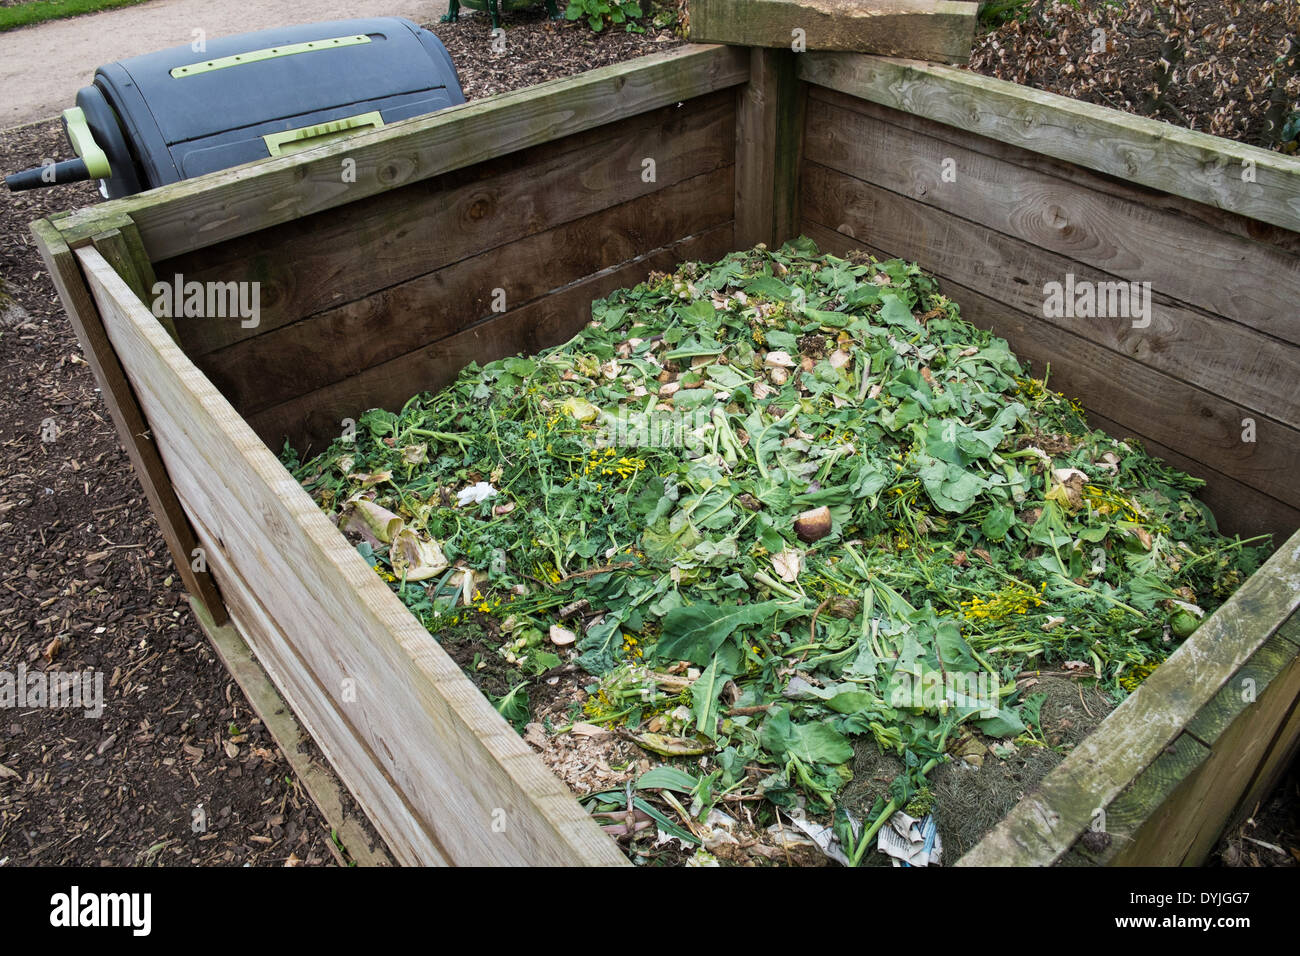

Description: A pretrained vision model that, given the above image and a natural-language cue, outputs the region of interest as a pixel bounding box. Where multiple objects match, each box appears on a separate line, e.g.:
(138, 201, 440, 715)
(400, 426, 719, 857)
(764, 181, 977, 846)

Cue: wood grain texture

(690, 0, 977, 63)
(804, 92, 1300, 346)
(249, 224, 736, 455)
(1111, 623, 1300, 865)
(801, 221, 1300, 540)
(808, 85, 1300, 258)
(78, 247, 627, 867)
(30, 219, 227, 624)
(956, 532, 1300, 866)
(198, 168, 735, 418)
(1061, 732, 1210, 865)
(799, 52, 1300, 234)
(735, 48, 806, 249)
(1064, 618, 1300, 865)
(799, 181, 1300, 509)
(89, 218, 179, 345)
(163, 92, 736, 358)
(53, 45, 750, 260)
(190, 597, 394, 866)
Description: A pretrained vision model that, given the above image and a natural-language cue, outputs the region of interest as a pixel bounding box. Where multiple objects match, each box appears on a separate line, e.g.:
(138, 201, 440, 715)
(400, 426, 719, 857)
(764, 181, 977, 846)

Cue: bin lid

(97, 18, 460, 146)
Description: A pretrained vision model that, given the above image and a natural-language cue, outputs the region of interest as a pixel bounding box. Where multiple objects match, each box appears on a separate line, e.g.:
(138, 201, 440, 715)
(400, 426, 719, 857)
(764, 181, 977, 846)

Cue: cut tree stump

(689, 0, 978, 64)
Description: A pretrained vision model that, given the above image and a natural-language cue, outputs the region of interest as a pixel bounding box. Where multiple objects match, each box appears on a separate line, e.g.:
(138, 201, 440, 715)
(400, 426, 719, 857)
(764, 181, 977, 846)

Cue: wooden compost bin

(31, 43, 1300, 866)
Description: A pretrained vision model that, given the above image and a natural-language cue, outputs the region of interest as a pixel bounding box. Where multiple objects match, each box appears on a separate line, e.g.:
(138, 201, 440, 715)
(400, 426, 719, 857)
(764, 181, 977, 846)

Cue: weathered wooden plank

(955, 530, 1300, 866)
(801, 160, 1300, 433)
(30, 219, 227, 624)
(690, 0, 977, 64)
(88, 218, 180, 345)
(53, 45, 750, 259)
(77, 246, 627, 867)
(1064, 616, 1300, 865)
(189, 597, 395, 867)
(808, 84, 1300, 258)
(1062, 732, 1211, 865)
(804, 93, 1300, 346)
(1112, 640, 1300, 865)
(735, 48, 806, 249)
(800, 179, 1300, 508)
(164, 93, 736, 358)
(248, 223, 736, 455)
(801, 221, 1300, 541)
(798, 52, 1300, 234)
(1187, 616, 1300, 746)
(199, 167, 734, 417)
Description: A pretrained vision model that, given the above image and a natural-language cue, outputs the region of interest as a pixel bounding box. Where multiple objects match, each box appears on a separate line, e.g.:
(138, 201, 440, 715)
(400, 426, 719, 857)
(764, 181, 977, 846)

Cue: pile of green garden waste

(283, 238, 1269, 860)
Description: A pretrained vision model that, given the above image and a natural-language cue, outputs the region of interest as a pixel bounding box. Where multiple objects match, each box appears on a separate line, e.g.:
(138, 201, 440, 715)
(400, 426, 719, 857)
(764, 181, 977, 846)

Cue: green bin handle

(262, 111, 385, 157)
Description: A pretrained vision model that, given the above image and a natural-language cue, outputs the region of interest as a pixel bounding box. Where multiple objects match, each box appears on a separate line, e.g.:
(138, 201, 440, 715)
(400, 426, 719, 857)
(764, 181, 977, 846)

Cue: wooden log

(247, 223, 736, 454)
(801, 221, 1300, 541)
(77, 246, 627, 866)
(690, 0, 977, 64)
(163, 92, 736, 358)
(30, 219, 227, 624)
(197, 167, 734, 418)
(804, 91, 1300, 347)
(52, 45, 750, 260)
(799, 52, 1300, 234)
(735, 48, 806, 249)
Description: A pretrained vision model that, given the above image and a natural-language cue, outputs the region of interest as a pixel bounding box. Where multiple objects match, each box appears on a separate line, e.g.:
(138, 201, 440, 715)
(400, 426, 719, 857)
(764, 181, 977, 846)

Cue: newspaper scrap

(785, 805, 855, 866)
(878, 812, 942, 867)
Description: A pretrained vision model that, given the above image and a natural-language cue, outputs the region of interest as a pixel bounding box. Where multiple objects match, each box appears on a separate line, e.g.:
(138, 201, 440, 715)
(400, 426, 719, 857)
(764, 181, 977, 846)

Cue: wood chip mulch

(969, 0, 1300, 149)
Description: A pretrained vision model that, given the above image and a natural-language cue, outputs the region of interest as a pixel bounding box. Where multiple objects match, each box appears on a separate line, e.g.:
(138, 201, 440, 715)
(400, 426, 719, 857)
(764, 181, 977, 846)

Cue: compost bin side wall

(797, 80, 1300, 545)
(151, 89, 739, 456)
(72, 244, 631, 866)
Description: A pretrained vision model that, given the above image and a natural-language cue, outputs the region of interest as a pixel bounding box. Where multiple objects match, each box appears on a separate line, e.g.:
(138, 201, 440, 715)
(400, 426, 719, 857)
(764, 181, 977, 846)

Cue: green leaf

(918, 455, 988, 513)
(981, 502, 1016, 540)
(656, 600, 795, 665)
(972, 707, 1025, 739)
(637, 766, 699, 793)
(825, 690, 881, 715)
(490, 682, 530, 733)
(691, 655, 728, 739)
(760, 707, 854, 765)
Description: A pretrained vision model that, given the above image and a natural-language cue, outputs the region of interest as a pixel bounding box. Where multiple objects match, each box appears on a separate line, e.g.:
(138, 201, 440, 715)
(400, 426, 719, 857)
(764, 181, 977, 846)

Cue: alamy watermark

(889, 669, 999, 719)
(597, 407, 712, 454)
(50, 886, 150, 936)
(1043, 273, 1151, 329)
(1, 663, 103, 718)
(151, 274, 260, 329)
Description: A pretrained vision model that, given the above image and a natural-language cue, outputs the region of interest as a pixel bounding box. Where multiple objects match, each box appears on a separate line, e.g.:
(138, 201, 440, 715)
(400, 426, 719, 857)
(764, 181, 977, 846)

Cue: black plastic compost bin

(5, 17, 465, 198)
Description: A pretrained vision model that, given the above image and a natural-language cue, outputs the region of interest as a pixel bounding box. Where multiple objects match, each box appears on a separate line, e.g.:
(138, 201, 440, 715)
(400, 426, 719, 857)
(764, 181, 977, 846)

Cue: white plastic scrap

(877, 812, 942, 867)
(456, 481, 498, 507)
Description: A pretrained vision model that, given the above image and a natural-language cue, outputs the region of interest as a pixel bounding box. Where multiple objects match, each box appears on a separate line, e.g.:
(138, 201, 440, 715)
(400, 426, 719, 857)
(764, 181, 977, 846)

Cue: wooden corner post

(735, 46, 807, 250)
(30, 216, 228, 625)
